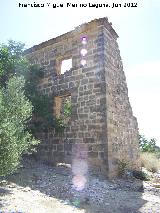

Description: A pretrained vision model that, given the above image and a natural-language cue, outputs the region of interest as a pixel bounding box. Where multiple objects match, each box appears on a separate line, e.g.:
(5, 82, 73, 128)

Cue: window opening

(61, 58, 72, 74)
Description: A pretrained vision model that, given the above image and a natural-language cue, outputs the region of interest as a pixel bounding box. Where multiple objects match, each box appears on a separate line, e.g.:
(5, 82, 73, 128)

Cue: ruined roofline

(24, 17, 118, 54)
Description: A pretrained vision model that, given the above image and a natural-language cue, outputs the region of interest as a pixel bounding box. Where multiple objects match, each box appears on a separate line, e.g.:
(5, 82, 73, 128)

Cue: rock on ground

(0, 158, 160, 213)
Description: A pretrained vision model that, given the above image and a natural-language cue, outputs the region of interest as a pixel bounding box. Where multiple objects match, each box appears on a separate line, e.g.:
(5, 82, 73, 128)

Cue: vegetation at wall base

(0, 76, 39, 176)
(117, 159, 129, 177)
(0, 40, 73, 176)
(132, 170, 150, 181)
(140, 152, 160, 173)
(55, 99, 72, 134)
(139, 134, 160, 173)
(0, 40, 52, 176)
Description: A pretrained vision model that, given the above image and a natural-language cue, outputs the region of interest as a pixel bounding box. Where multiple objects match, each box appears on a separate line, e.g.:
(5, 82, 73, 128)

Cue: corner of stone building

(24, 17, 140, 178)
(102, 18, 140, 178)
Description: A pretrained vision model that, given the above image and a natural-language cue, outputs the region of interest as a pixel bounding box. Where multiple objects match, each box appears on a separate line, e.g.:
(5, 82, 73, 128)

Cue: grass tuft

(140, 152, 160, 173)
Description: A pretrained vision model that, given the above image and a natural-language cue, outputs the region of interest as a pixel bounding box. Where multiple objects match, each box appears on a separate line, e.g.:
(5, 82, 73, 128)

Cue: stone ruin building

(25, 17, 139, 177)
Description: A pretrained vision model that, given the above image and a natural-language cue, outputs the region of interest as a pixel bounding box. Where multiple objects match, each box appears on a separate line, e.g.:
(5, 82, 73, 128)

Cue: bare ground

(0, 158, 160, 213)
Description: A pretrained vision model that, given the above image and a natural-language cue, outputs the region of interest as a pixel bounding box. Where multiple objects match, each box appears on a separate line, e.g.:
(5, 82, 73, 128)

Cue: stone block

(86, 99, 96, 106)
(98, 152, 105, 159)
(71, 95, 77, 103)
(69, 82, 75, 88)
(79, 113, 88, 119)
(86, 72, 94, 77)
(57, 144, 64, 152)
(88, 152, 98, 158)
(80, 125, 87, 131)
(83, 137, 95, 143)
(92, 144, 105, 152)
(64, 143, 72, 151)
(81, 78, 88, 85)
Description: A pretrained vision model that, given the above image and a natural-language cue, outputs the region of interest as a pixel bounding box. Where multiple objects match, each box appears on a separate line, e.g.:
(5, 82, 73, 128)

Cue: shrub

(0, 40, 54, 133)
(132, 170, 150, 181)
(117, 159, 129, 177)
(55, 99, 72, 134)
(140, 152, 160, 173)
(0, 76, 39, 176)
(139, 134, 157, 152)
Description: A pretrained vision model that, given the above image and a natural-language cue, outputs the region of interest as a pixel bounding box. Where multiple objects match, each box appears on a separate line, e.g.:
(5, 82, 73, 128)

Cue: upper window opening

(61, 58, 72, 74)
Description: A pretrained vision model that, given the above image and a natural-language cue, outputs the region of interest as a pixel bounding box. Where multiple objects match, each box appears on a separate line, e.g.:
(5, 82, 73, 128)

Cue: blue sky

(1, 0, 160, 145)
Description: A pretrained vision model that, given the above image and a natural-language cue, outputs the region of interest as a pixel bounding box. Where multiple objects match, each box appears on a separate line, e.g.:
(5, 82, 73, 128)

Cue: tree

(0, 76, 39, 176)
(0, 41, 40, 176)
(1, 40, 54, 131)
(139, 134, 157, 152)
(22, 62, 54, 133)
(0, 40, 28, 87)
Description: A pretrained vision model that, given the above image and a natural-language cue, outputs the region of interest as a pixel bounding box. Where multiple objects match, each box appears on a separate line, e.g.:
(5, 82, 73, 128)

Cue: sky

(0, 0, 160, 145)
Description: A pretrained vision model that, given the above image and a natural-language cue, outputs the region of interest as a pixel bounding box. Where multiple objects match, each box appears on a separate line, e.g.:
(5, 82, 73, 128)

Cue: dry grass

(140, 152, 160, 173)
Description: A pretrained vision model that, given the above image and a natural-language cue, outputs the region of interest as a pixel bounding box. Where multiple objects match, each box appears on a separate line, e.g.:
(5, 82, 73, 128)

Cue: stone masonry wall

(25, 19, 109, 174)
(25, 17, 139, 177)
(103, 23, 139, 176)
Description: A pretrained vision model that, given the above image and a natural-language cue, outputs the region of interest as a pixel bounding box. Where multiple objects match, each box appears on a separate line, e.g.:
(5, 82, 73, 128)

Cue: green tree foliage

(0, 41, 27, 87)
(0, 40, 72, 176)
(63, 99, 72, 118)
(139, 134, 157, 152)
(55, 99, 72, 134)
(1, 40, 54, 133)
(22, 63, 54, 133)
(0, 76, 39, 176)
(0, 40, 45, 176)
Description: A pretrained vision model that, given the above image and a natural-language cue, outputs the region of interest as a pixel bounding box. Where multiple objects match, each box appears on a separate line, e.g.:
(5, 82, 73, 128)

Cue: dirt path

(0, 158, 160, 213)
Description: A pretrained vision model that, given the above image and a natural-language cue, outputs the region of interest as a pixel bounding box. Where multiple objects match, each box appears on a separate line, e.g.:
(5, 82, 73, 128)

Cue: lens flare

(72, 157, 88, 191)
(72, 144, 88, 191)
(81, 36, 87, 44)
(80, 49, 87, 56)
(72, 159, 88, 176)
(80, 59, 86, 66)
(72, 174, 87, 191)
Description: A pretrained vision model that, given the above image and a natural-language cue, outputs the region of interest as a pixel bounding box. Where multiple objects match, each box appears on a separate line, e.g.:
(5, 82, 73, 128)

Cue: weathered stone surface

(25, 17, 139, 177)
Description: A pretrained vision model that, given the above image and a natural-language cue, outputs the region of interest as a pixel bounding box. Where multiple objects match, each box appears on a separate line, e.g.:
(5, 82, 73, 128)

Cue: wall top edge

(24, 17, 118, 55)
